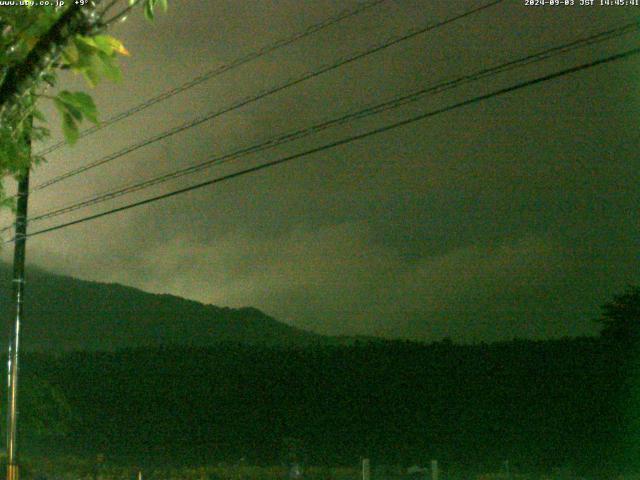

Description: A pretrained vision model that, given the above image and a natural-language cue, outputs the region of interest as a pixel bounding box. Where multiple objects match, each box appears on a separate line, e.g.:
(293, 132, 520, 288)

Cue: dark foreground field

(13, 457, 640, 480)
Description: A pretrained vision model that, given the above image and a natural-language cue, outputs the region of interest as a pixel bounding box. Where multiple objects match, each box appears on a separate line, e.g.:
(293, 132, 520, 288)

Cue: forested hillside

(0, 264, 322, 351)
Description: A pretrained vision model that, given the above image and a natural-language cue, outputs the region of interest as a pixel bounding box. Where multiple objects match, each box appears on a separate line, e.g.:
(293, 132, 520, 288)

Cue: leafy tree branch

(0, 0, 168, 184)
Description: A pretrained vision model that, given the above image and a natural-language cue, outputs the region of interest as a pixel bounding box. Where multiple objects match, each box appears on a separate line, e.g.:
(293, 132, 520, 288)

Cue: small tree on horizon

(596, 285, 640, 344)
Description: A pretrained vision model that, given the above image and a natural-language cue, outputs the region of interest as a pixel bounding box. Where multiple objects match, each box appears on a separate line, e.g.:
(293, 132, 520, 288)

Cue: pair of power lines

(4, 0, 639, 241)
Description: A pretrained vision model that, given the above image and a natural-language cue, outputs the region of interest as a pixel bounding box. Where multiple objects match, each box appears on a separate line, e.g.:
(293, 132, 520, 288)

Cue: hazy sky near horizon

(1, 0, 638, 342)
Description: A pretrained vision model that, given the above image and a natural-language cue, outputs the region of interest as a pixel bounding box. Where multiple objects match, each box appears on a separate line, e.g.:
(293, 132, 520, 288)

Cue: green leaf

(61, 112, 79, 145)
(90, 35, 114, 56)
(144, 0, 155, 20)
(142, 0, 167, 22)
(81, 66, 100, 87)
(75, 35, 98, 50)
(53, 97, 82, 121)
(93, 35, 129, 56)
(72, 37, 95, 70)
(94, 51, 122, 83)
(61, 42, 79, 65)
(53, 90, 98, 142)
(73, 92, 98, 125)
(57, 91, 98, 125)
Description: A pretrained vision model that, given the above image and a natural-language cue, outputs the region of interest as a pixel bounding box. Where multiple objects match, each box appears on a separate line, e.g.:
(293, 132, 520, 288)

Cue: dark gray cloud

(2, 0, 638, 342)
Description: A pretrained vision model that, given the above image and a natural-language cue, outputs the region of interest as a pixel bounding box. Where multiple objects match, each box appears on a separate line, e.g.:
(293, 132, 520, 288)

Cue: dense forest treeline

(11, 335, 640, 476)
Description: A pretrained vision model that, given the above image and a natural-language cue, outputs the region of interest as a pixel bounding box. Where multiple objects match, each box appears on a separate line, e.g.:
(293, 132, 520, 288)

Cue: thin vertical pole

(361, 458, 370, 480)
(7, 166, 29, 480)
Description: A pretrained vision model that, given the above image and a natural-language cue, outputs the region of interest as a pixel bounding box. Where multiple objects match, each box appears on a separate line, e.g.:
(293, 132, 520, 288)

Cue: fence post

(430, 460, 438, 480)
(362, 458, 370, 480)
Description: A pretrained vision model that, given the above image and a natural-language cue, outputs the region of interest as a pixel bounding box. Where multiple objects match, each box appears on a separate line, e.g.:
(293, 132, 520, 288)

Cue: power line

(13, 45, 640, 243)
(29, 0, 503, 194)
(16, 20, 639, 229)
(35, 0, 390, 157)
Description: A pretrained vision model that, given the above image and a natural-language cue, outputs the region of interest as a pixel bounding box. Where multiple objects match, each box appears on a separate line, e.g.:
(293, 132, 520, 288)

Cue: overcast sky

(2, 0, 638, 342)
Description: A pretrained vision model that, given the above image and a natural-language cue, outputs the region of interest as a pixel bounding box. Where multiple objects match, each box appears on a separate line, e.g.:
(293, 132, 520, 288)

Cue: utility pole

(6, 162, 30, 480)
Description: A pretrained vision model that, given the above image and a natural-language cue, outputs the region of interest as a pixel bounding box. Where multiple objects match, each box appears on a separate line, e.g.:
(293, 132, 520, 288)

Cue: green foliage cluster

(61, 34, 129, 87)
(0, 8, 63, 69)
(0, 1, 167, 200)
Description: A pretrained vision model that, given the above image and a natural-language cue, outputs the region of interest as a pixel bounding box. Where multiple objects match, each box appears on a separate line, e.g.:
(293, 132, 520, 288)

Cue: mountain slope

(0, 264, 324, 351)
